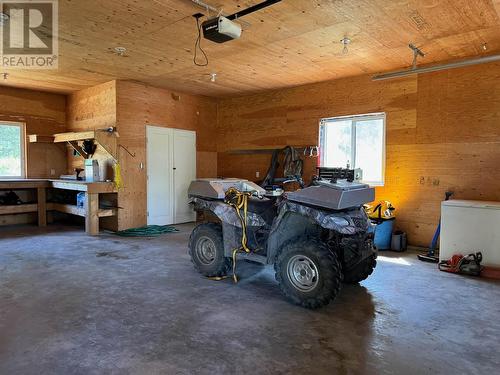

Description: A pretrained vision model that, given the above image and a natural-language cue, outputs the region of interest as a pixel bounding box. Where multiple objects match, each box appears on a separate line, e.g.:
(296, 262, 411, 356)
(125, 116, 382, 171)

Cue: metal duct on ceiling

(372, 54, 500, 81)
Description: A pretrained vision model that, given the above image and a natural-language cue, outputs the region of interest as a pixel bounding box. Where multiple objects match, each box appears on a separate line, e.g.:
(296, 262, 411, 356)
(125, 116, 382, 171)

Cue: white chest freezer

(440, 200, 500, 267)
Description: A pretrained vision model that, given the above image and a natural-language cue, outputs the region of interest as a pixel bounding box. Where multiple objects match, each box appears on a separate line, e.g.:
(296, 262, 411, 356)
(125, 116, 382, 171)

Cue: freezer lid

(442, 200, 500, 210)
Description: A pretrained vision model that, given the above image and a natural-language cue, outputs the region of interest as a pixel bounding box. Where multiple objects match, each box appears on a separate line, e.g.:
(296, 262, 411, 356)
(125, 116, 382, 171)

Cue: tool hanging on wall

(260, 146, 304, 189)
(113, 162, 123, 190)
(82, 140, 97, 156)
(119, 144, 136, 158)
(303, 146, 319, 157)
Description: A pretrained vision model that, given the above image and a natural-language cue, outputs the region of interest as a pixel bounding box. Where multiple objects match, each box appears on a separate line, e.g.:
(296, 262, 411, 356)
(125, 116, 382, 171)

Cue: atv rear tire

(343, 255, 377, 284)
(189, 223, 230, 278)
(274, 238, 342, 309)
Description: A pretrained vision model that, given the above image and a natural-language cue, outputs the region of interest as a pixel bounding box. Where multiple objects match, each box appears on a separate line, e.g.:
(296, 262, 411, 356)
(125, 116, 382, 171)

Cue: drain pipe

(372, 54, 500, 81)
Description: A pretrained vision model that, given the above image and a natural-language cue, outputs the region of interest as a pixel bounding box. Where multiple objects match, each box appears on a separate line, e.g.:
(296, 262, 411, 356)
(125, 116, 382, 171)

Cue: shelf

(53, 131, 97, 143)
(28, 134, 55, 143)
(47, 203, 117, 218)
(0, 203, 38, 215)
(227, 145, 318, 155)
(53, 130, 118, 161)
(49, 180, 117, 193)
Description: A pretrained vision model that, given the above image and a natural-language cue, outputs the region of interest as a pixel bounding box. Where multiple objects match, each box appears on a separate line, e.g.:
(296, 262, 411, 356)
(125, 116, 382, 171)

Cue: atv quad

(187, 175, 377, 309)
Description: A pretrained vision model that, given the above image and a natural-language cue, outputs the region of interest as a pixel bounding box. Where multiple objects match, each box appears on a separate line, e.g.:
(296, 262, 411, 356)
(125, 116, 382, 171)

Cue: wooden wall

(65, 80, 217, 231)
(0, 86, 66, 226)
(0, 86, 67, 178)
(66, 81, 117, 180)
(217, 61, 500, 247)
(115, 81, 218, 230)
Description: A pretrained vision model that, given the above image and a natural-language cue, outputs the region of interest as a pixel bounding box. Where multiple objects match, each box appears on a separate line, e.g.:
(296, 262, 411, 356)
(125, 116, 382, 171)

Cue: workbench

(0, 179, 117, 235)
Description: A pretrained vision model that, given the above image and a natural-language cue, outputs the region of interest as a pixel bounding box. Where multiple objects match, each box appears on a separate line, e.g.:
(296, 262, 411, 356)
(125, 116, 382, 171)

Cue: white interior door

(147, 126, 174, 225)
(147, 126, 196, 225)
(173, 129, 196, 224)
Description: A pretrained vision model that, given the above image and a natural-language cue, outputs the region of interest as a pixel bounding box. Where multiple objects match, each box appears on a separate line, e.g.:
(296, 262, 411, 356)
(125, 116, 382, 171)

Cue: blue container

(76, 192, 86, 208)
(373, 219, 395, 250)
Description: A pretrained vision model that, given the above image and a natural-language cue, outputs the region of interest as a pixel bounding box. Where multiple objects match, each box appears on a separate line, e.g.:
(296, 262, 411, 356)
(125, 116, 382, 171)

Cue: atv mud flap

(342, 235, 377, 272)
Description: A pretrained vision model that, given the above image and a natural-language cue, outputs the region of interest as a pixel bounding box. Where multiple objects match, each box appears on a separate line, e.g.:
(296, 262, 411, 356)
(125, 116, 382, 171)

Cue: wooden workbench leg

(37, 187, 47, 227)
(85, 193, 99, 235)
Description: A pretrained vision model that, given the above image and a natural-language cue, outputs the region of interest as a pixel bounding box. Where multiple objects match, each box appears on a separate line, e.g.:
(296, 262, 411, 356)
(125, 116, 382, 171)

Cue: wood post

(37, 187, 47, 227)
(85, 192, 99, 235)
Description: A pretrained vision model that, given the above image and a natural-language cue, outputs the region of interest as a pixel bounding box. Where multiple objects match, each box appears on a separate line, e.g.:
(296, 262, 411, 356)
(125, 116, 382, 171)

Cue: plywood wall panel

(116, 81, 218, 230)
(66, 80, 217, 231)
(66, 81, 116, 131)
(217, 62, 500, 247)
(0, 86, 67, 178)
(416, 62, 500, 144)
(197, 151, 217, 178)
(217, 74, 418, 153)
(0, 86, 66, 226)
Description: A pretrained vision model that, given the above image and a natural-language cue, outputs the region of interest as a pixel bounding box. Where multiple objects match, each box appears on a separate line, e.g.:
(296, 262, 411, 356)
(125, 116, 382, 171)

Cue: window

(0, 122, 25, 178)
(319, 113, 385, 186)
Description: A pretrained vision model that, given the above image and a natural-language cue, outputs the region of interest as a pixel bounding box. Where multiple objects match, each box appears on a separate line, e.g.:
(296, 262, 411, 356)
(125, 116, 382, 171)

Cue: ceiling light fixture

(340, 37, 351, 55)
(0, 12, 9, 26)
(114, 47, 127, 56)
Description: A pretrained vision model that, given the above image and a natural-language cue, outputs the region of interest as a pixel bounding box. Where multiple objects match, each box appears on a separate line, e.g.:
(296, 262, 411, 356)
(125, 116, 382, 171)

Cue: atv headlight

(330, 216, 350, 226)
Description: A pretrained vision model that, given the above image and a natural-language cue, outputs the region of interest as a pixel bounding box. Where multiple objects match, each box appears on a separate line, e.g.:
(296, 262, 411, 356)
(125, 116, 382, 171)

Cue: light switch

(256, 171, 260, 178)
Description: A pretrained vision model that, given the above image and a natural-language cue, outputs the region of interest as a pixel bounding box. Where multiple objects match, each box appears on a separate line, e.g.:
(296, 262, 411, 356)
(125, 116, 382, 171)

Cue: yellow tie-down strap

(224, 187, 254, 283)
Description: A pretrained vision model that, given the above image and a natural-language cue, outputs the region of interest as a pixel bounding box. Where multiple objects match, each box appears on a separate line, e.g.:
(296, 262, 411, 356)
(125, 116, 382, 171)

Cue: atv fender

(266, 201, 371, 264)
(191, 197, 267, 228)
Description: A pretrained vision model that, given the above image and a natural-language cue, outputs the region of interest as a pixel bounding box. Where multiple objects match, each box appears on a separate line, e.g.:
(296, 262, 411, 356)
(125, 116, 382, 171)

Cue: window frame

(0, 121, 26, 179)
(319, 112, 386, 186)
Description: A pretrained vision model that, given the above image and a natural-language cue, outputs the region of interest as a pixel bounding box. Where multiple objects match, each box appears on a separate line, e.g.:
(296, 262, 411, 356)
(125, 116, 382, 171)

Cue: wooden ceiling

(1, 0, 499, 97)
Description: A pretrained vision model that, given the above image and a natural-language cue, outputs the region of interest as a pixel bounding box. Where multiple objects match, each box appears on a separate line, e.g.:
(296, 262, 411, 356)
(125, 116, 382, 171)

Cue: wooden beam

(37, 187, 47, 227)
(95, 131, 118, 161)
(53, 131, 96, 143)
(0, 180, 50, 189)
(0, 204, 38, 215)
(68, 141, 90, 159)
(85, 192, 99, 235)
(47, 203, 117, 218)
(50, 180, 88, 192)
(47, 202, 86, 217)
(49, 180, 117, 193)
(28, 134, 55, 143)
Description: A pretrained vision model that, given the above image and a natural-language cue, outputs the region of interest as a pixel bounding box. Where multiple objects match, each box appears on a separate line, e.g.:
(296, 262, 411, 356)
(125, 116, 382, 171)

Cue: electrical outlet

(256, 171, 260, 178)
(50, 169, 56, 176)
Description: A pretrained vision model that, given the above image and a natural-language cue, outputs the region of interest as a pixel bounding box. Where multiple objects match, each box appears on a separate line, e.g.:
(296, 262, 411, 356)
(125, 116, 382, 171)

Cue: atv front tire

(189, 223, 230, 278)
(274, 238, 342, 309)
(343, 254, 377, 284)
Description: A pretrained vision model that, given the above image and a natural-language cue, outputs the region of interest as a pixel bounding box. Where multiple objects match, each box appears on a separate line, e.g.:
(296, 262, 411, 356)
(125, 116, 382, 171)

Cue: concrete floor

(1, 224, 499, 375)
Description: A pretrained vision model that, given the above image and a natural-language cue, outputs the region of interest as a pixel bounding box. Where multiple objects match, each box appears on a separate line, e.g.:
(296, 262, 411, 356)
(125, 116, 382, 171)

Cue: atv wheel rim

(286, 255, 319, 292)
(196, 236, 216, 265)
